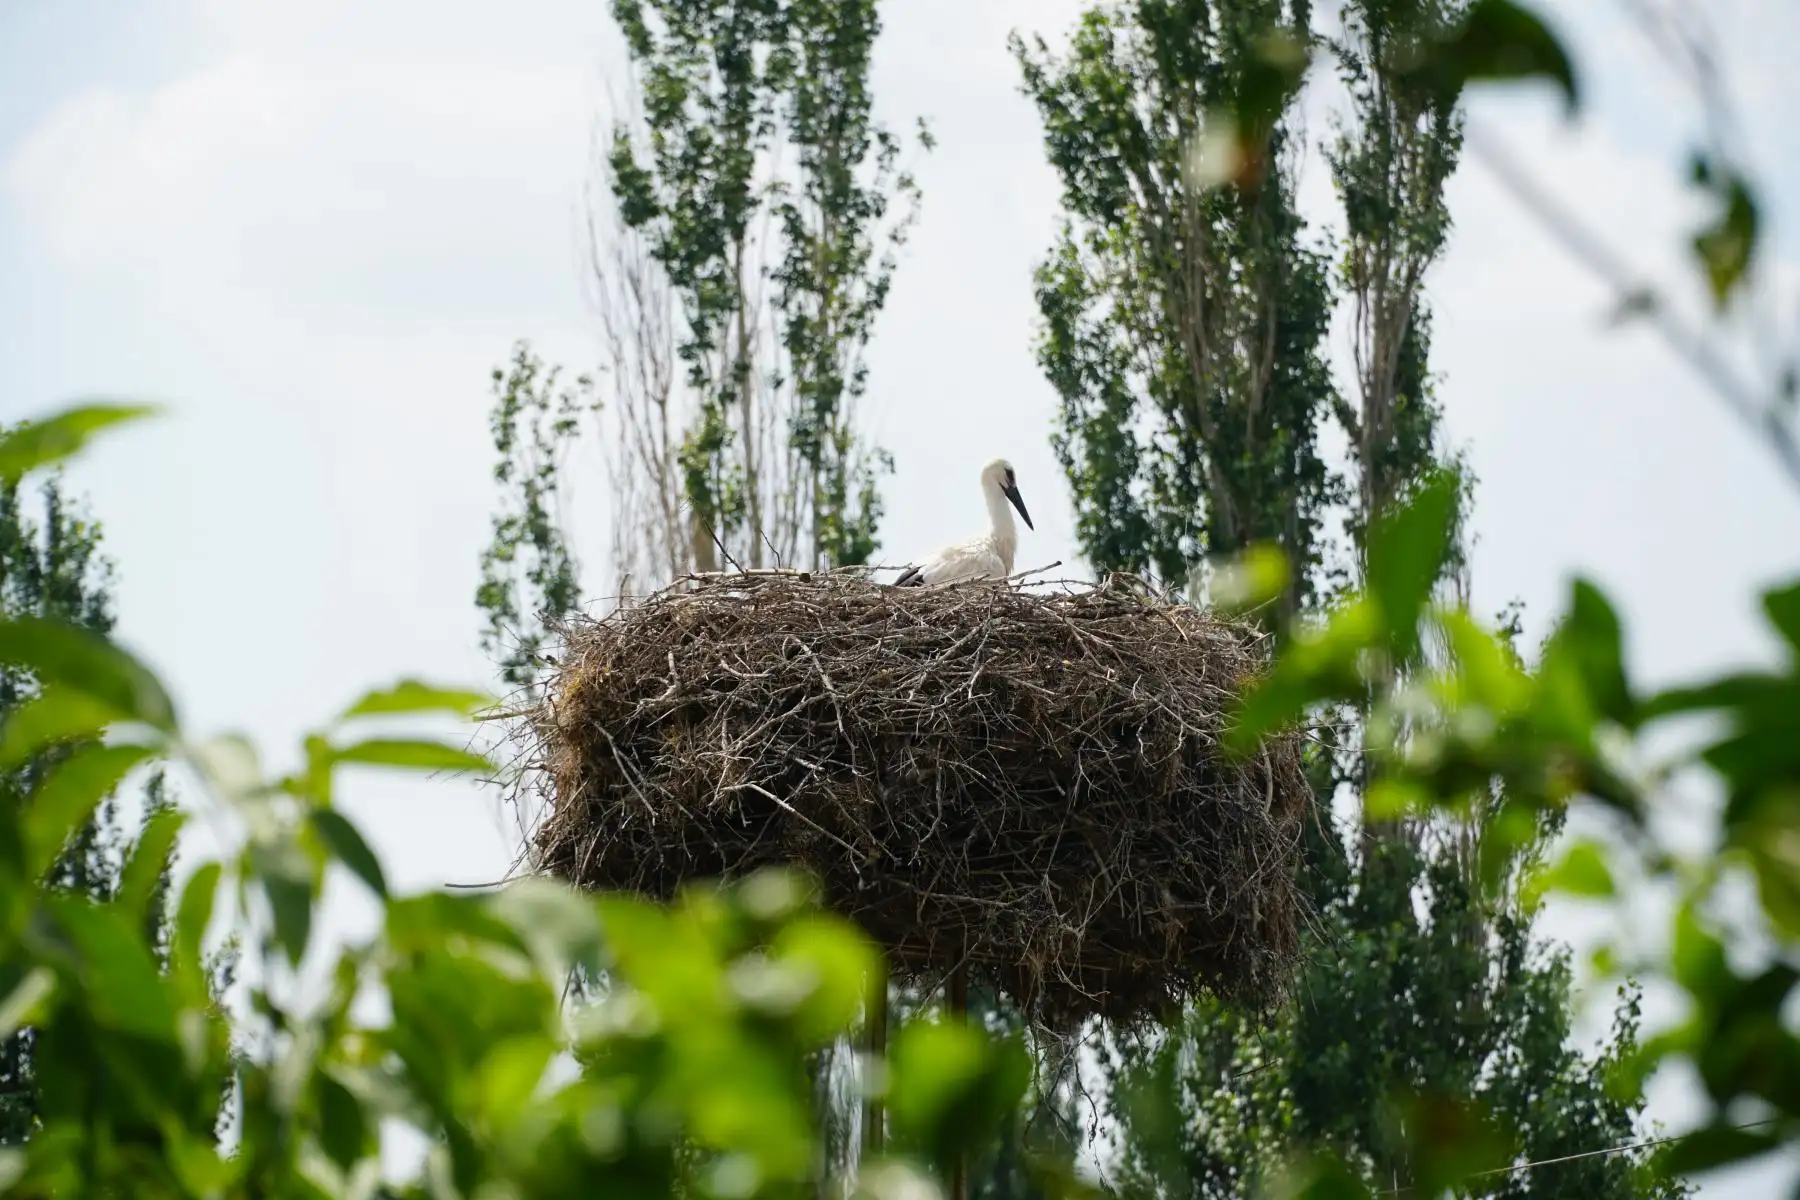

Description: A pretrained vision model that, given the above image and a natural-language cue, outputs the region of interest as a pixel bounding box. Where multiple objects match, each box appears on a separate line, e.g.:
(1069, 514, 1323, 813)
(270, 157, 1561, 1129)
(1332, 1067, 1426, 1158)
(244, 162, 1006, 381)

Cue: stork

(894, 457, 1034, 587)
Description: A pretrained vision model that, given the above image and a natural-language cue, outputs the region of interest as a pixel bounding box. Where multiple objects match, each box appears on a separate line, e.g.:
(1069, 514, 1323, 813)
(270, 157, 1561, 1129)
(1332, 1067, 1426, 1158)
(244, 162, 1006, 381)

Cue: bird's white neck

(985, 482, 1017, 572)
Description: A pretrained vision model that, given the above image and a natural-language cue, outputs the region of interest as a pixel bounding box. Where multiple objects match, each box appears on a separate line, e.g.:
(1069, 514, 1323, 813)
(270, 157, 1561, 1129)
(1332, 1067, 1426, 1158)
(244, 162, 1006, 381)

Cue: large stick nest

(523, 571, 1310, 1025)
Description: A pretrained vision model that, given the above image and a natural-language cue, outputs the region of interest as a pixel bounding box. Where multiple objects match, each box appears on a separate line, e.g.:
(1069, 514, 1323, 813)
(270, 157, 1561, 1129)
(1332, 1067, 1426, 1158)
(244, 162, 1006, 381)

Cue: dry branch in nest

(520, 570, 1310, 1025)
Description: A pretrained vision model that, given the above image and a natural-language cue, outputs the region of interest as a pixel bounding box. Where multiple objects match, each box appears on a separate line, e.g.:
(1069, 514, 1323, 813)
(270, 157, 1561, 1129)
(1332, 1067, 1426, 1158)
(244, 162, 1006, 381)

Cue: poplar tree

(1020, 2, 1680, 1194)
(605, 0, 923, 576)
(478, 0, 926, 670)
(1016, 0, 1337, 626)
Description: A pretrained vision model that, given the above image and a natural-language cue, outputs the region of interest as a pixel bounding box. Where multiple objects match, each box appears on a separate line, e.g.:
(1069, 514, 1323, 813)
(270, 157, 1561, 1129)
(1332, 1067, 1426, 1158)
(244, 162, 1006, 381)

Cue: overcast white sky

(4, 0, 1799, 1193)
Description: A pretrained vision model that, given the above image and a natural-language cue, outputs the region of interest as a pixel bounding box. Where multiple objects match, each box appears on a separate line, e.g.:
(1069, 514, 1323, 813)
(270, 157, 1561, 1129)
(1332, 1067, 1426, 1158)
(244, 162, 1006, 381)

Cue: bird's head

(981, 457, 1033, 531)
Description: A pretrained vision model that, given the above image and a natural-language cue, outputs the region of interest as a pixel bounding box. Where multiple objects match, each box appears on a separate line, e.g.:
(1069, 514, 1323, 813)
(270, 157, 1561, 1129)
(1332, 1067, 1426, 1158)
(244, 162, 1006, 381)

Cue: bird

(894, 457, 1034, 587)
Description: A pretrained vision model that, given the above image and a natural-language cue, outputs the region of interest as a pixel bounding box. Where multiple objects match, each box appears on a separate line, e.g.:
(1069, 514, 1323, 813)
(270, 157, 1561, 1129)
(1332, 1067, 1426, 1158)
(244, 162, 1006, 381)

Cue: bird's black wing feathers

(893, 565, 924, 587)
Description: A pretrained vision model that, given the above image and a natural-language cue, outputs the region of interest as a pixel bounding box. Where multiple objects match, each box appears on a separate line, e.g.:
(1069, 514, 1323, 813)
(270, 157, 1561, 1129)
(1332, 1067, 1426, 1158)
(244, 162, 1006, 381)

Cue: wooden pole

(862, 965, 887, 1159)
(948, 962, 968, 1200)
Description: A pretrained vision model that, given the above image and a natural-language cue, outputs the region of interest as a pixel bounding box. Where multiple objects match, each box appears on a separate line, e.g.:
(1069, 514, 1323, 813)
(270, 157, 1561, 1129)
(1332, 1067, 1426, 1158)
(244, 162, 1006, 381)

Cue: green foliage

(881, 977, 1085, 1200)
(1101, 732, 1681, 1197)
(769, 0, 919, 569)
(1017, 0, 1339, 624)
(0, 403, 1054, 1197)
(1327, 0, 1465, 550)
(888, 1018, 1031, 1174)
(1688, 154, 1760, 310)
(0, 404, 158, 486)
(1020, 4, 1683, 1196)
(0, 449, 193, 1146)
(475, 342, 592, 689)
(1221, 471, 1800, 1190)
(7, 0, 1800, 1193)
(607, 0, 921, 573)
(1392, 0, 1578, 113)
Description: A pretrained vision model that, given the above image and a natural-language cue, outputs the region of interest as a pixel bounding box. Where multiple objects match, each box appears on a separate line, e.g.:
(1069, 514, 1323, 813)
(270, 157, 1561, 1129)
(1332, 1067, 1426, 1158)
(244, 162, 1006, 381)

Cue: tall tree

(479, 0, 926, 668)
(1016, 0, 1337, 625)
(1328, 0, 1464, 549)
(603, 0, 923, 578)
(606, 0, 927, 1140)
(0, 473, 186, 1143)
(478, 0, 927, 1186)
(1020, 1, 1680, 1194)
(1100, 767, 1686, 1197)
(475, 344, 592, 691)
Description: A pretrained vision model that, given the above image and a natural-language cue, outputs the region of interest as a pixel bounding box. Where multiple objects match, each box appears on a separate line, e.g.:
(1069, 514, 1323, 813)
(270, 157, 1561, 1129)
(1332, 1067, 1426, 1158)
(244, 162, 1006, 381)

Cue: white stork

(894, 457, 1034, 587)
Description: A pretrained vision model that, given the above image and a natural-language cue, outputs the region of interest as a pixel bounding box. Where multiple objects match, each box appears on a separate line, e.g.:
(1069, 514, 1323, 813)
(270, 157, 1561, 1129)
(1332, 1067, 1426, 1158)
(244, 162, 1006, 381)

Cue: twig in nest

(513, 571, 1311, 1026)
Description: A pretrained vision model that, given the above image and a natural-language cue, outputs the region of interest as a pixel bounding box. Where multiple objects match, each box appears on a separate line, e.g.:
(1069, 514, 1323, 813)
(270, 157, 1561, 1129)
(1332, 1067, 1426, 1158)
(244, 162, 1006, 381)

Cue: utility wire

(1462, 120, 1800, 495)
(1376, 1118, 1781, 1195)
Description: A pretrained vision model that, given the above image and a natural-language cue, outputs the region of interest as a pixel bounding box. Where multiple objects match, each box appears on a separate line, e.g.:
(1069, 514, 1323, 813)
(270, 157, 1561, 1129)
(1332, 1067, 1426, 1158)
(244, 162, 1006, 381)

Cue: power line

(1377, 1118, 1780, 1195)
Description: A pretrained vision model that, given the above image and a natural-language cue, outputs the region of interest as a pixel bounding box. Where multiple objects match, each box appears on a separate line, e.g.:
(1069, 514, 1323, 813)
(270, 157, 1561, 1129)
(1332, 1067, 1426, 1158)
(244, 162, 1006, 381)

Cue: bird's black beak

(1004, 483, 1034, 530)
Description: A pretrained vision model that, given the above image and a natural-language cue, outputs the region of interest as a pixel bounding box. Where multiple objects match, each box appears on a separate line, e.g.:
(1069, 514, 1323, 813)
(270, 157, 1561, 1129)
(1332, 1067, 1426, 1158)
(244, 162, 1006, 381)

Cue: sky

(3, 0, 1799, 1192)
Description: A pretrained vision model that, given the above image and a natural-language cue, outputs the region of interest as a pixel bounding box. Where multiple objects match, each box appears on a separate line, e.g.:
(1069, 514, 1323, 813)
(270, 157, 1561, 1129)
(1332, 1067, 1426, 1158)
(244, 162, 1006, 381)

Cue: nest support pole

(949, 959, 969, 1200)
(862, 960, 887, 1160)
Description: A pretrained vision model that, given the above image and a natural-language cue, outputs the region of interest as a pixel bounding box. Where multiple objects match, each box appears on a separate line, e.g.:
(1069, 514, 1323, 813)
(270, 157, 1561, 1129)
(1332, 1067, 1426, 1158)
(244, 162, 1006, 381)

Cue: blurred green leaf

(1542, 579, 1634, 727)
(852, 1160, 947, 1200)
(1531, 837, 1616, 901)
(1672, 902, 1730, 998)
(1397, 0, 1578, 113)
(0, 617, 177, 732)
(1482, 796, 1546, 889)
(1187, 31, 1312, 192)
(487, 876, 604, 982)
(317, 1073, 372, 1171)
(1396, 1090, 1513, 1195)
(173, 861, 221, 980)
(339, 679, 492, 721)
(0, 402, 159, 483)
(1438, 609, 1531, 713)
(387, 889, 521, 959)
(1366, 470, 1459, 661)
(1639, 670, 1797, 724)
(1262, 1154, 1371, 1200)
(1691, 965, 1800, 1112)
(1761, 579, 1800, 656)
(1209, 543, 1291, 616)
(254, 841, 316, 968)
(297, 732, 336, 806)
(1705, 728, 1800, 795)
(471, 1035, 557, 1123)
(596, 894, 727, 1030)
(1234, 29, 1310, 144)
(333, 737, 491, 774)
(888, 1018, 1031, 1171)
(31, 896, 179, 1040)
(1229, 598, 1381, 753)
(117, 803, 186, 921)
(1736, 793, 1800, 939)
(26, 742, 157, 880)
(309, 809, 388, 899)
(768, 912, 881, 1046)
(190, 731, 264, 800)
(0, 685, 122, 767)
(735, 866, 817, 924)
(1364, 778, 1429, 821)
(1664, 1122, 1781, 1176)
(0, 967, 56, 1040)
(683, 1034, 817, 1178)
(1692, 168, 1759, 309)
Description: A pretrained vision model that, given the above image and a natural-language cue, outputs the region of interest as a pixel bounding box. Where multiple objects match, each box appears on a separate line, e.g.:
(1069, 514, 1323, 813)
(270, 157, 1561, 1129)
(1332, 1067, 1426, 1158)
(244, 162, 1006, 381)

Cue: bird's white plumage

(897, 536, 1011, 587)
(894, 457, 1033, 587)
